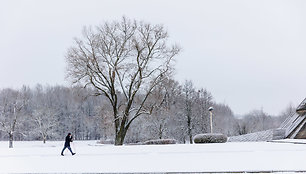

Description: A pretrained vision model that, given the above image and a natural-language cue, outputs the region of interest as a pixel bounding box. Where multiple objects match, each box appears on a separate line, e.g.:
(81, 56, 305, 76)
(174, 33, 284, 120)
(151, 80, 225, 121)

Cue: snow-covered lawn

(1, 140, 306, 173)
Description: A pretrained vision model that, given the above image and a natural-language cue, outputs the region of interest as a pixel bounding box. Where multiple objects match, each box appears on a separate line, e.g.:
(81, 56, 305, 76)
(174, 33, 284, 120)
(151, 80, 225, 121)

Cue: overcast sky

(0, 0, 305, 116)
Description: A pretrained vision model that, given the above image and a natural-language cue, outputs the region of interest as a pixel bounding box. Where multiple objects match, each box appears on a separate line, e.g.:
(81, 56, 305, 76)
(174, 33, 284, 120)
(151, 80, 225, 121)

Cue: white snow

(1, 140, 306, 173)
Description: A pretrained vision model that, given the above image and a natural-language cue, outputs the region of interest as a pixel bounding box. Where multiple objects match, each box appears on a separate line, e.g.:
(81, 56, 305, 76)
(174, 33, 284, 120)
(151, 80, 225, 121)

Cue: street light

(208, 107, 214, 133)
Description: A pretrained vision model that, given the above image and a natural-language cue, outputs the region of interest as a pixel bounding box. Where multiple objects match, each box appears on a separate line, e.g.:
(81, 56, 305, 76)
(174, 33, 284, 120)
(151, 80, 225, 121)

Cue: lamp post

(208, 107, 214, 133)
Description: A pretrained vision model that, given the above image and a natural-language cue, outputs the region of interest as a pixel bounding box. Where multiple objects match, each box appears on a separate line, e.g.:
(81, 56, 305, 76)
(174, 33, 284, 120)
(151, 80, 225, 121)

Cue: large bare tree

(66, 17, 180, 145)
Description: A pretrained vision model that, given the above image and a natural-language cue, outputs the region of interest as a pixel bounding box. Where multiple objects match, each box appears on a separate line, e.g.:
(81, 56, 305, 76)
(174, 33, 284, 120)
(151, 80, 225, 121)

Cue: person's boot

(61, 153, 64, 156)
(72, 153, 76, 155)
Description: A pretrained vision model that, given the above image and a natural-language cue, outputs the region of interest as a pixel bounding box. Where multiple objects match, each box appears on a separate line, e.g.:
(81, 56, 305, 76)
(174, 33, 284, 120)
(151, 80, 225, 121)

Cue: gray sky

(1, 0, 305, 115)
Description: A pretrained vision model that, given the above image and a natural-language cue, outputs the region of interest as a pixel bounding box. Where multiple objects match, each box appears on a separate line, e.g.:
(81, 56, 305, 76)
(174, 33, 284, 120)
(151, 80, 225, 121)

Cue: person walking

(61, 133, 76, 156)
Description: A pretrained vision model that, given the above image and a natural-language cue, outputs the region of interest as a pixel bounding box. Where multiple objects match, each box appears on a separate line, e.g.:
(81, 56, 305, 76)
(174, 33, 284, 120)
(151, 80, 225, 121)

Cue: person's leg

(67, 146, 75, 155)
(61, 146, 67, 155)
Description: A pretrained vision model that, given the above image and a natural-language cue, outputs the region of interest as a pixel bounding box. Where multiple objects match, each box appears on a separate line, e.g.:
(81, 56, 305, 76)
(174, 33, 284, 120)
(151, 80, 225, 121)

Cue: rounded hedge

(143, 139, 177, 145)
(193, 133, 228, 144)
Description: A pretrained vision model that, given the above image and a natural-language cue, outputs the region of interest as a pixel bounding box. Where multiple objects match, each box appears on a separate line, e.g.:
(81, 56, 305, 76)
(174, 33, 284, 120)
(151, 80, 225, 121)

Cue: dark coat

(64, 135, 73, 147)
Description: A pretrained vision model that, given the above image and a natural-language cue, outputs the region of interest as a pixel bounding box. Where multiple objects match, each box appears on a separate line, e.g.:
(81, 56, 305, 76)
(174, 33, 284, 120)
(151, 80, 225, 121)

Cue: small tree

(0, 88, 28, 148)
(31, 108, 58, 143)
(195, 88, 213, 134)
(182, 80, 195, 144)
(66, 17, 180, 145)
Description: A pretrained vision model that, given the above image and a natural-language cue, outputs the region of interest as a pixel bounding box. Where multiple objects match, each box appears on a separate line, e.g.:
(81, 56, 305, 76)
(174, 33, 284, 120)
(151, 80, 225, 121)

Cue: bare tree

(194, 88, 213, 134)
(66, 17, 180, 145)
(278, 103, 296, 123)
(212, 103, 236, 135)
(31, 108, 58, 143)
(145, 78, 176, 140)
(0, 88, 29, 148)
(182, 80, 195, 144)
(237, 109, 278, 134)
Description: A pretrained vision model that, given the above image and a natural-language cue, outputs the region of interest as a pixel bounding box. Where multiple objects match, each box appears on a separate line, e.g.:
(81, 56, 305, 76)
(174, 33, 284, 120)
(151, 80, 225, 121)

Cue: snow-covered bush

(143, 139, 176, 145)
(193, 133, 227, 143)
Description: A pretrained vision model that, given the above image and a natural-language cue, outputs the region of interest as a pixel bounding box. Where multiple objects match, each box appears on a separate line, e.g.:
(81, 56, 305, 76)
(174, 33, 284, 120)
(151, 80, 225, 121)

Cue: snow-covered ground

(1, 140, 306, 173)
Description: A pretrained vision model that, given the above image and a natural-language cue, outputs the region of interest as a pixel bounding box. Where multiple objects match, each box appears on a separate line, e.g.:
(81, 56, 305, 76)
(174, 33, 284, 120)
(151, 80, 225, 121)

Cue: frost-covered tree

(66, 17, 180, 145)
(278, 103, 296, 124)
(31, 108, 58, 143)
(212, 103, 236, 136)
(236, 109, 281, 135)
(0, 88, 29, 148)
(193, 88, 213, 134)
(144, 78, 181, 140)
(182, 80, 195, 144)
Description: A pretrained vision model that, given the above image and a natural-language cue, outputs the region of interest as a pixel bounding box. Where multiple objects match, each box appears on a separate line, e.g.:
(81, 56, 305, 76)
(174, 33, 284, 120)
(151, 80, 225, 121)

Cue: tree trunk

(115, 136, 123, 146)
(187, 114, 193, 144)
(115, 128, 127, 145)
(188, 127, 193, 144)
(159, 124, 163, 139)
(9, 133, 13, 148)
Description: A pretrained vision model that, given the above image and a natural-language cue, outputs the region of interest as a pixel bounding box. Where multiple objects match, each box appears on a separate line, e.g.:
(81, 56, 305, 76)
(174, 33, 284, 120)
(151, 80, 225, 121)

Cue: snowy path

(1, 140, 306, 173)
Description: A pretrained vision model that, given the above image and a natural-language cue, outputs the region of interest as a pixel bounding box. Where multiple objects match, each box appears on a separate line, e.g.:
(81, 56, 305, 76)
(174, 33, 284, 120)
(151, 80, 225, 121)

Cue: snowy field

(1, 140, 306, 173)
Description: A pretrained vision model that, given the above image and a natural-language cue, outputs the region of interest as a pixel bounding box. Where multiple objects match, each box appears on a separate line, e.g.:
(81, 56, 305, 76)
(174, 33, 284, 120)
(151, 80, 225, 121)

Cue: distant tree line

(0, 79, 290, 147)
